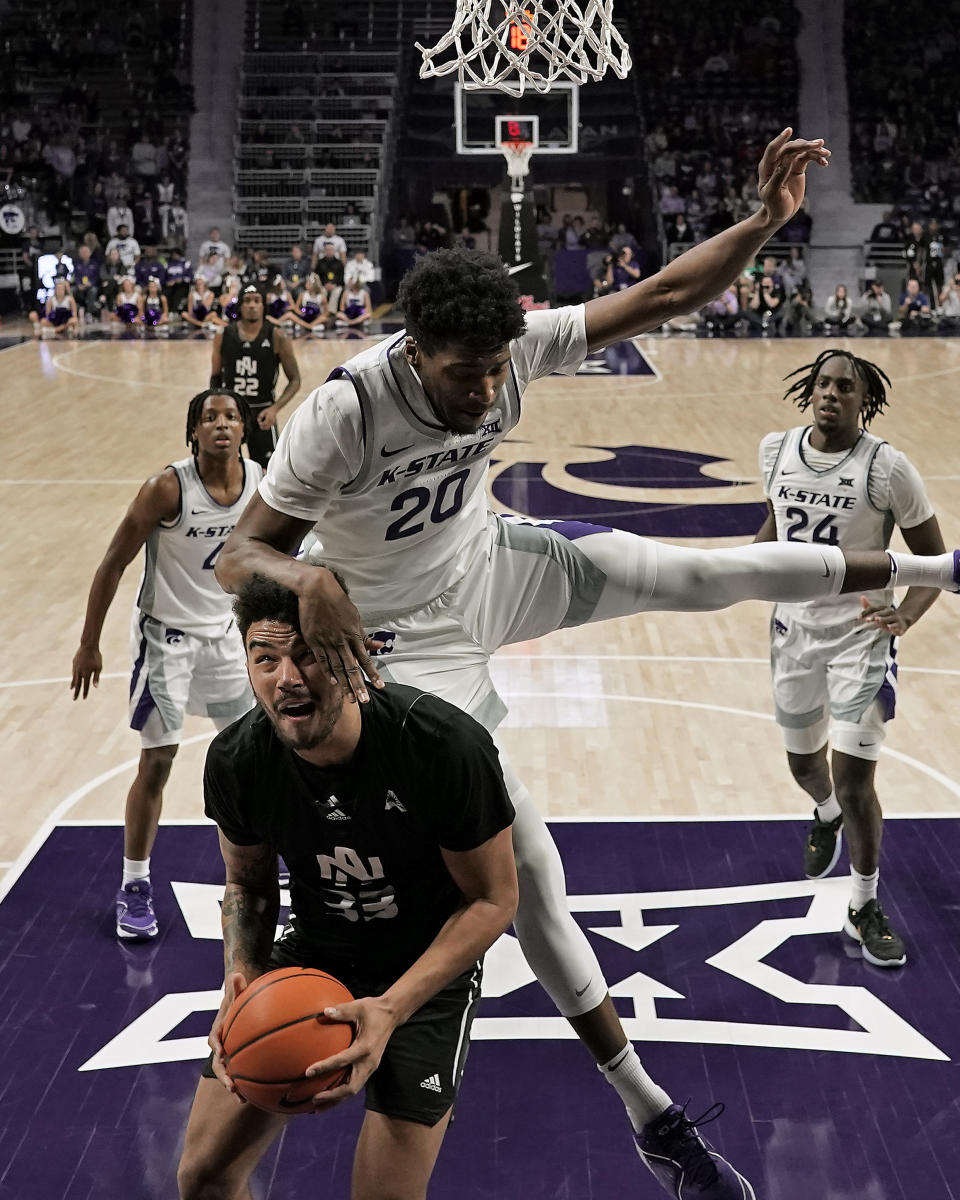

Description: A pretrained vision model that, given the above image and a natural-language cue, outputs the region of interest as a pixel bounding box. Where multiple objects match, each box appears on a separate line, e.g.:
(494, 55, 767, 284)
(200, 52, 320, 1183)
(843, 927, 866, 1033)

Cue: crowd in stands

(630, 3, 810, 255)
(846, 1, 960, 221)
(863, 212, 960, 334)
(0, 2, 193, 245)
(694, 244, 960, 340)
(20, 220, 378, 337)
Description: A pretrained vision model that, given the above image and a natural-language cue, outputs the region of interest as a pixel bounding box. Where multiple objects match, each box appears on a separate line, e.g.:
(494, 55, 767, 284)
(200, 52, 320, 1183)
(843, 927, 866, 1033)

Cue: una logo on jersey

(490, 443, 766, 538)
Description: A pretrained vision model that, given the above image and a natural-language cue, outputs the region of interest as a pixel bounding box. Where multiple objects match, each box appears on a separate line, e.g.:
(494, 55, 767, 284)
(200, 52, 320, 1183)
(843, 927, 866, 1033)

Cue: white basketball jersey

(263, 307, 587, 619)
(765, 426, 895, 626)
(137, 455, 263, 636)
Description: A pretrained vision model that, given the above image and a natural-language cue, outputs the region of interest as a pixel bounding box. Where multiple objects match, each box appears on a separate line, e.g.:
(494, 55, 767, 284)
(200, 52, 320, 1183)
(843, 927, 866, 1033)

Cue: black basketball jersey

(220, 320, 280, 408)
(204, 684, 514, 978)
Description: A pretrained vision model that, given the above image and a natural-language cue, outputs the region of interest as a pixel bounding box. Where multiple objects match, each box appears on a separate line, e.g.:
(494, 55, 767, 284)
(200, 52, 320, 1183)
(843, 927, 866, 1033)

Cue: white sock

(599, 1043, 673, 1131)
(123, 857, 150, 887)
(887, 550, 957, 590)
(814, 790, 842, 822)
(850, 867, 879, 911)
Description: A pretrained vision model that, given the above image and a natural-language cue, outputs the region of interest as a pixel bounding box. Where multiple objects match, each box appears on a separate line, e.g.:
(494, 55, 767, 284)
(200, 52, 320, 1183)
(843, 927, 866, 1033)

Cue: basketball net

(417, 0, 631, 97)
(501, 140, 534, 194)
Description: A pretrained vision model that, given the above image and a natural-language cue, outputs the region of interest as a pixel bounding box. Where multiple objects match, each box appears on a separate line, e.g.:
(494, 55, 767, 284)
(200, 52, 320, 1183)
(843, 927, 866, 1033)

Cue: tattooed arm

(218, 830, 280, 982)
(207, 831, 280, 1092)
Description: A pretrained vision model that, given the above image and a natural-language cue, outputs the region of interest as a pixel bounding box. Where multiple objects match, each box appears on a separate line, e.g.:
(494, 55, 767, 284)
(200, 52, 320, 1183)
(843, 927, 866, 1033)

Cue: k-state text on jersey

(775, 486, 857, 510)
(185, 523, 238, 539)
(377, 432, 499, 487)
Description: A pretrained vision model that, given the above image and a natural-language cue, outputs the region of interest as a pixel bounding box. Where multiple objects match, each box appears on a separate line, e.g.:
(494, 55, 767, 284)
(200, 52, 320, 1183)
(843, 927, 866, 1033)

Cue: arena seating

(234, 0, 401, 258)
(0, 0, 193, 245)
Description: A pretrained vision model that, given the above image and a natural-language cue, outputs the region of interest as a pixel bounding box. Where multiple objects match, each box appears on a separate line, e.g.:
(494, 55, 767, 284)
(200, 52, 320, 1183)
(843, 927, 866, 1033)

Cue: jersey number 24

(784, 506, 840, 544)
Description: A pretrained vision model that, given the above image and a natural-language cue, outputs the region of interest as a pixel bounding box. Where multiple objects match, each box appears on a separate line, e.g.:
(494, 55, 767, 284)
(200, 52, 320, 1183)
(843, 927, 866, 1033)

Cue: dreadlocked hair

(782, 349, 891, 426)
(185, 388, 252, 453)
(397, 248, 527, 355)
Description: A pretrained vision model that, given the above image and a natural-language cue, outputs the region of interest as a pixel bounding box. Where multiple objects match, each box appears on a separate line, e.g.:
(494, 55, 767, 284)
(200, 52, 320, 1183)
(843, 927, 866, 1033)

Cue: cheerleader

(266, 275, 295, 327)
(288, 273, 327, 334)
(139, 277, 169, 328)
(182, 283, 222, 329)
(109, 277, 141, 325)
(218, 276, 241, 323)
(31, 279, 78, 336)
(335, 276, 372, 330)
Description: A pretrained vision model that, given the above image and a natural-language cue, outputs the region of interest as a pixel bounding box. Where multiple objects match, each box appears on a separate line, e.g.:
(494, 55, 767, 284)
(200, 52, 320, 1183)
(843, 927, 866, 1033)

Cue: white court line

(2, 689, 956, 898)
(4, 654, 960, 690)
(0, 478, 143, 485)
(491, 654, 960, 676)
(0, 672, 126, 689)
(503, 691, 960, 802)
(0, 730, 216, 904)
(51, 341, 182, 390)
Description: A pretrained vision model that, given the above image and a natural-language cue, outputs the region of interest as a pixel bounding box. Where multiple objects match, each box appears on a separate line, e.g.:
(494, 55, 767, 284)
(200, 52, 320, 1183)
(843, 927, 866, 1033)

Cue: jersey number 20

(385, 469, 469, 541)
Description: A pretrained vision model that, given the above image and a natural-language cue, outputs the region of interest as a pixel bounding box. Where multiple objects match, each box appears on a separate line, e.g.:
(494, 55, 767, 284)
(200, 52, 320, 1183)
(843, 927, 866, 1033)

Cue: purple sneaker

(635, 1103, 756, 1199)
(115, 880, 158, 940)
(952, 549, 960, 592)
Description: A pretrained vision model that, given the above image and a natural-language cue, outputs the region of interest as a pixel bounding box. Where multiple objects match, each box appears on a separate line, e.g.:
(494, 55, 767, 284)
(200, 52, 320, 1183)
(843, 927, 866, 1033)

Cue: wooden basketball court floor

(1, 327, 960, 1198)
(3, 330, 958, 858)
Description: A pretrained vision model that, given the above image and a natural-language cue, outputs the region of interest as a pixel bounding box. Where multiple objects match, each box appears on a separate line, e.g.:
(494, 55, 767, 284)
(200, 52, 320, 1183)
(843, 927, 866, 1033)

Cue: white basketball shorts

(363, 513, 657, 729)
(769, 606, 898, 761)
(128, 611, 254, 748)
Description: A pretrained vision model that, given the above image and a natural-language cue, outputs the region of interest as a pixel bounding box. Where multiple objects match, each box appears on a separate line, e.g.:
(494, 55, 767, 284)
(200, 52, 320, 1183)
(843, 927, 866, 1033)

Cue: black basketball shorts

(203, 935, 484, 1127)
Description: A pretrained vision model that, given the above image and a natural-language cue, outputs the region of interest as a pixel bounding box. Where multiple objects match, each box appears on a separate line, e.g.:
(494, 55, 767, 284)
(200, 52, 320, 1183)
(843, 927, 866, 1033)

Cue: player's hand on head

(305, 996, 395, 1112)
(70, 645, 102, 700)
(756, 127, 830, 225)
(299, 568, 384, 704)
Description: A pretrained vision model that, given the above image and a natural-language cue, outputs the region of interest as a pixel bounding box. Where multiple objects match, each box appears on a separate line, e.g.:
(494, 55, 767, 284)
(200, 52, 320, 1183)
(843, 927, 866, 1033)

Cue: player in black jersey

(211, 286, 301, 469)
(177, 576, 517, 1200)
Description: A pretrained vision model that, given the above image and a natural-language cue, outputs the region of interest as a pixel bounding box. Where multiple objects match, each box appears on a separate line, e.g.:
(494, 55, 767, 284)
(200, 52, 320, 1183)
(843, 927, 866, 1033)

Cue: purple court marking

(0, 819, 957, 1199)
(492, 443, 766, 538)
(573, 341, 658, 377)
(565, 444, 749, 490)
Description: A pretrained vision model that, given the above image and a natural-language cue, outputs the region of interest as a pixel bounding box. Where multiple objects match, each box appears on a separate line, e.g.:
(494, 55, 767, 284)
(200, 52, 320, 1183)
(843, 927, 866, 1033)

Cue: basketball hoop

(417, 0, 631, 97)
(501, 140, 534, 191)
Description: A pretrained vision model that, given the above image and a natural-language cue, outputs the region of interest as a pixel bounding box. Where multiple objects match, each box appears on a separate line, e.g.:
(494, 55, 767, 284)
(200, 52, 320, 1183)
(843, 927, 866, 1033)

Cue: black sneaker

(843, 898, 907, 967)
(803, 811, 843, 879)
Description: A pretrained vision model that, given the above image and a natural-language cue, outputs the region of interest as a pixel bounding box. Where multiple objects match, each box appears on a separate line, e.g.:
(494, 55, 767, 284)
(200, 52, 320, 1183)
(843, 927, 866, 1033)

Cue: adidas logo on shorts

(325, 808, 350, 821)
(419, 1073, 442, 1093)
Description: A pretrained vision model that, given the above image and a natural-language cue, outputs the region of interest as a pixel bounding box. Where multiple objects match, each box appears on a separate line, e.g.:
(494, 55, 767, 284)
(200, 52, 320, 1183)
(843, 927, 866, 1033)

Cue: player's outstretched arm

(70, 470, 181, 700)
(216, 493, 382, 701)
(583, 128, 830, 350)
(860, 514, 946, 634)
(306, 826, 518, 1111)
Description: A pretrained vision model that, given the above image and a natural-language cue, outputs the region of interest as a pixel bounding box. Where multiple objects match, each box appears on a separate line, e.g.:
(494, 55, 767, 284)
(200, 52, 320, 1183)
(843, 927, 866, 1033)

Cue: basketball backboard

(454, 81, 578, 155)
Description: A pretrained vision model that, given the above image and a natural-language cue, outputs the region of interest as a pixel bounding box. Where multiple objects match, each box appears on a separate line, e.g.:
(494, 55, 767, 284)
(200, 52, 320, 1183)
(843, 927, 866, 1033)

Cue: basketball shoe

(803, 811, 843, 879)
(843, 898, 906, 967)
(116, 880, 159, 940)
(636, 1102, 756, 1198)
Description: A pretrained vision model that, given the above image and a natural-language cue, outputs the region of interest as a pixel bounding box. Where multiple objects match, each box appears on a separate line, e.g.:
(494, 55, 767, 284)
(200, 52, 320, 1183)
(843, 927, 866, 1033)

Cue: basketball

(221, 967, 356, 1114)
